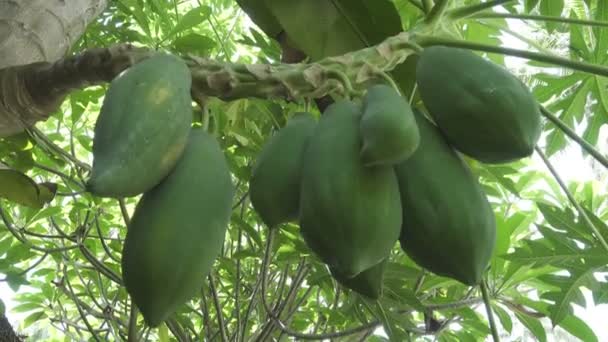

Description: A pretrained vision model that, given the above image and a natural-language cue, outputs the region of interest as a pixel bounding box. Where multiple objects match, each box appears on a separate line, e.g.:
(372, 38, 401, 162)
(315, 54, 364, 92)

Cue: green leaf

(172, 33, 216, 55)
(540, 0, 564, 32)
(158, 322, 169, 342)
(492, 303, 512, 333)
(514, 312, 547, 342)
(23, 311, 46, 329)
(12, 302, 40, 313)
(525, 0, 541, 12)
(558, 314, 598, 342)
(166, 6, 212, 40)
(539, 263, 602, 325)
(0, 163, 56, 209)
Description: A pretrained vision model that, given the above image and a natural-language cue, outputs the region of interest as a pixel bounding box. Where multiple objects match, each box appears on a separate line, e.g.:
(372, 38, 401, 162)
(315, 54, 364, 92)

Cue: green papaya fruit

(360, 84, 420, 166)
(395, 110, 496, 285)
(416, 46, 541, 163)
(249, 112, 317, 228)
(299, 101, 402, 278)
(121, 128, 234, 327)
(330, 258, 387, 299)
(87, 54, 193, 198)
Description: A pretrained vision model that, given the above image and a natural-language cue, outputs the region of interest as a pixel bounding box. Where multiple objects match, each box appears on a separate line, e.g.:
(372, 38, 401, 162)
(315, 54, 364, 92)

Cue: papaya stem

(126, 304, 138, 342)
(421, 0, 434, 14)
(208, 274, 229, 342)
(426, 0, 450, 25)
(477, 21, 551, 55)
(540, 106, 608, 170)
(480, 280, 500, 342)
(413, 34, 608, 77)
(535, 146, 608, 252)
(408, 0, 425, 12)
(447, 0, 514, 20)
(470, 12, 608, 28)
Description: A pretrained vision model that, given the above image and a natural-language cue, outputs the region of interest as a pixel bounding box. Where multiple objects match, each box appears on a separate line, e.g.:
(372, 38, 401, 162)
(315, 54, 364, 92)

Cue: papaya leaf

(0, 163, 56, 209)
(514, 312, 547, 342)
(165, 6, 212, 40)
(172, 33, 216, 55)
(540, 0, 564, 32)
(558, 314, 598, 342)
(538, 260, 604, 325)
(594, 0, 608, 64)
(491, 303, 512, 333)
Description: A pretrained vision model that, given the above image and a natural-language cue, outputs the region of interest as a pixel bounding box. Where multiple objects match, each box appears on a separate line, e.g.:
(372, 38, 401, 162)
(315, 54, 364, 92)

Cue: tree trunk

(0, 0, 107, 136)
(0, 314, 22, 342)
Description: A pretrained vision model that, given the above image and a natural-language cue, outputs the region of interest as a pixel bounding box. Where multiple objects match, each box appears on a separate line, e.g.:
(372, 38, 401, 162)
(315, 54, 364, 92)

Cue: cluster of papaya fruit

(86, 54, 235, 327)
(250, 46, 541, 298)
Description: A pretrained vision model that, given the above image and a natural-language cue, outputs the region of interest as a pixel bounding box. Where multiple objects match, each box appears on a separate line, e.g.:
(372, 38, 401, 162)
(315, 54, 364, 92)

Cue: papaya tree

(0, 0, 607, 341)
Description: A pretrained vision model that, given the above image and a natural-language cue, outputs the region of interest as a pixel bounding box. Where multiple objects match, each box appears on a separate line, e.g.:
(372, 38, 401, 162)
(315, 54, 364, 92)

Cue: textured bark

(0, 0, 107, 136)
(0, 0, 107, 68)
(0, 44, 152, 137)
(0, 314, 22, 342)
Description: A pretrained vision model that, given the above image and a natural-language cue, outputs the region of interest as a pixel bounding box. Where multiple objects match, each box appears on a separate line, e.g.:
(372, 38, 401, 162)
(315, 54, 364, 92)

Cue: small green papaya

(249, 112, 317, 228)
(299, 101, 402, 278)
(360, 84, 420, 166)
(121, 128, 234, 327)
(330, 259, 387, 299)
(87, 54, 193, 198)
(395, 110, 496, 285)
(416, 46, 541, 163)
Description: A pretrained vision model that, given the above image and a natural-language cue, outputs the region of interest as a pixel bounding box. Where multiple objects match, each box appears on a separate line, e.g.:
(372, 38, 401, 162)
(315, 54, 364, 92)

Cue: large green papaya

(121, 128, 234, 327)
(416, 46, 541, 164)
(249, 112, 317, 228)
(299, 101, 402, 278)
(360, 84, 420, 166)
(395, 110, 496, 285)
(330, 259, 387, 299)
(87, 54, 193, 198)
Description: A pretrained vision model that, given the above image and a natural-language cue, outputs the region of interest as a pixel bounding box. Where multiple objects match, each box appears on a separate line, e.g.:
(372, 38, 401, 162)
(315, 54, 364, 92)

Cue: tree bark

(0, 0, 107, 136)
(0, 314, 22, 342)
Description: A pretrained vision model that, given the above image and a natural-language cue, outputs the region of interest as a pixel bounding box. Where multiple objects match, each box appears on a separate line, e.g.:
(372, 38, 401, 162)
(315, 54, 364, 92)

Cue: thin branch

(127, 304, 138, 342)
(421, 0, 433, 14)
(447, 0, 514, 20)
(471, 12, 608, 28)
(414, 35, 608, 77)
(63, 266, 102, 342)
(118, 198, 131, 226)
(426, 0, 450, 24)
(535, 146, 608, 251)
(480, 281, 500, 342)
(540, 106, 608, 169)
(408, 0, 425, 11)
(208, 274, 229, 342)
(258, 230, 386, 340)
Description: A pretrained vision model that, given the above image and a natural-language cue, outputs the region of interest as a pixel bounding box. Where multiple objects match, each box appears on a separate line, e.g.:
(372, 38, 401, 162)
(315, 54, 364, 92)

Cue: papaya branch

(480, 280, 500, 342)
(0, 44, 153, 137)
(0, 204, 79, 253)
(421, 0, 434, 14)
(208, 274, 229, 342)
(1, 33, 418, 137)
(447, 0, 514, 20)
(413, 34, 608, 77)
(470, 12, 608, 28)
(477, 21, 550, 55)
(425, 0, 450, 25)
(408, 0, 425, 12)
(535, 146, 608, 252)
(540, 106, 608, 170)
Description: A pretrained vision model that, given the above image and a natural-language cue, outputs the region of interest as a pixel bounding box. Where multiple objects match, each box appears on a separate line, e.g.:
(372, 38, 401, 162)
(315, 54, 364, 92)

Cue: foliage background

(0, 0, 607, 341)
